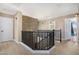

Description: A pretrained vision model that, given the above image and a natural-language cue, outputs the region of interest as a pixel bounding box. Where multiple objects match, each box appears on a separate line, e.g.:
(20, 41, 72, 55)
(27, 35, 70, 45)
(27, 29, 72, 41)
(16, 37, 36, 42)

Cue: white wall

(65, 18, 71, 40)
(14, 11, 22, 42)
(38, 20, 55, 30)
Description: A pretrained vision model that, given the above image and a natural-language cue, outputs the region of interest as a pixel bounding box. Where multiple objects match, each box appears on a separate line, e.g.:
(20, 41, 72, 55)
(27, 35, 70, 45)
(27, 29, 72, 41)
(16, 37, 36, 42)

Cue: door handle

(1, 30, 3, 32)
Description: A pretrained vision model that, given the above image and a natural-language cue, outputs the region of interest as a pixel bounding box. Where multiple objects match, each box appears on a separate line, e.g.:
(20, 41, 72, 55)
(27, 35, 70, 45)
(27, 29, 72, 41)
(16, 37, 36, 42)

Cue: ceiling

(0, 3, 79, 20)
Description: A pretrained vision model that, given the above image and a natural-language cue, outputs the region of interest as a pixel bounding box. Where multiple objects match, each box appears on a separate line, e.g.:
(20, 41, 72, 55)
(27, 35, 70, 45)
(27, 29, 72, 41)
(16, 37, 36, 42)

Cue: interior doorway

(65, 17, 78, 43)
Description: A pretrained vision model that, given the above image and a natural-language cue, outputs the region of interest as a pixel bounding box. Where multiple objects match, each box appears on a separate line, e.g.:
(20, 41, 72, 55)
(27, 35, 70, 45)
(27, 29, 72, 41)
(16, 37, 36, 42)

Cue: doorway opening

(70, 17, 78, 42)
(65, 17, 78, 43)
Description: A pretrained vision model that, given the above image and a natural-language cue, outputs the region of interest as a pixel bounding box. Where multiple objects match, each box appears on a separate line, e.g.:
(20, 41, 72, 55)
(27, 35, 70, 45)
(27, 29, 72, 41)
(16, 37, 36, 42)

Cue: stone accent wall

(22, 16, 39, 31)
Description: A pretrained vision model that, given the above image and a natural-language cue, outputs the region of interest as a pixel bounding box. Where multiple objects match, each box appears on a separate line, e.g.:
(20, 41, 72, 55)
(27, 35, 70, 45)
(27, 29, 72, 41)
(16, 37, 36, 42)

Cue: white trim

(19, 42, 55, 54)
(32, 50, 49, 54)
(19, 42, 34, 53)
(0, 39, 14, 43)
(14, 39, 20, 44)
(49, 45, 55, 52)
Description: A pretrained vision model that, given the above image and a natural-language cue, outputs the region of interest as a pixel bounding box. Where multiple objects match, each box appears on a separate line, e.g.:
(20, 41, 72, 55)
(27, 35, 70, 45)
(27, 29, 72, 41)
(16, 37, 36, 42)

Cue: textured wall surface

(22, 16, 39, 31)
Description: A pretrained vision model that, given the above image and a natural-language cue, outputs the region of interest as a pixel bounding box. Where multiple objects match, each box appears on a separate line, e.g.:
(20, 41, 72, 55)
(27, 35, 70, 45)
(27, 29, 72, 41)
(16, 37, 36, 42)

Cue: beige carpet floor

(50, 40, 79, 55)
(0, 40, 79, 55)
(0, 40, 32, 55)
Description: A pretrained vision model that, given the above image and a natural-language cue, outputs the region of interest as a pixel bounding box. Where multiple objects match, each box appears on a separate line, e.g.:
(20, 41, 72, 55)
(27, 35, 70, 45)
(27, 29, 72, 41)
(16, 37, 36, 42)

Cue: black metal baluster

(45, 32, 47, 50)
(48, 32, 49, 49)
(42, 32, 44, 50)
(33, 32, 35, 49)
(34, 32, 36, 50)
(60, 30, 62, 42)
(32, 32, 33, 49)
(39, 32, 40, 50)
(42, 32, 45, 49)
(47, 32, 49, 49)
(36, 32, 37, 50)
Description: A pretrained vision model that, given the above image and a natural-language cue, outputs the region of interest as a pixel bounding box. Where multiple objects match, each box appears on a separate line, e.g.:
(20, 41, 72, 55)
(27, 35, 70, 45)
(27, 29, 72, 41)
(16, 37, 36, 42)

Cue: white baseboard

(19, 42, 50, 54)
(19, 42, 55, 54)
(49, 45, 55, 52)
(14, 40, 20, 44)
(0, 39, 14, 43)
(19, 42, 34, 53)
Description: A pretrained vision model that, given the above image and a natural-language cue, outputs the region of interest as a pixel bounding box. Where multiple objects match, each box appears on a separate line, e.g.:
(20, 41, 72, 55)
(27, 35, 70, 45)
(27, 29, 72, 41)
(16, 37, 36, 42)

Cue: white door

(0, 16, 13, 42)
